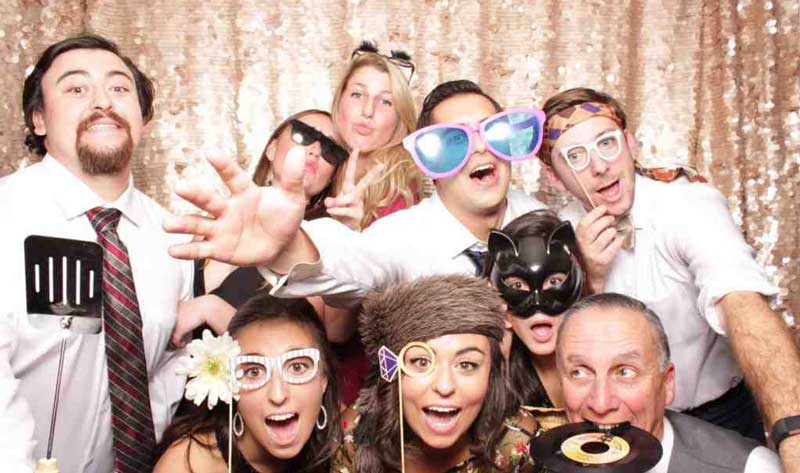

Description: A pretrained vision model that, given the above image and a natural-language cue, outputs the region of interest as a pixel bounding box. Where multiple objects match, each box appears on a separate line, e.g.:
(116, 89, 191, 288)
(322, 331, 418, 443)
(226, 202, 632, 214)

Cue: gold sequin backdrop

(0, 1, 797, 323)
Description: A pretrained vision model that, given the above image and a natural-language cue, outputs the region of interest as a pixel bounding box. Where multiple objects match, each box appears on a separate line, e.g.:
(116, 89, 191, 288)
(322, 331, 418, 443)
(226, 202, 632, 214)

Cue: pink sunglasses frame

(402, 108, 546, 179)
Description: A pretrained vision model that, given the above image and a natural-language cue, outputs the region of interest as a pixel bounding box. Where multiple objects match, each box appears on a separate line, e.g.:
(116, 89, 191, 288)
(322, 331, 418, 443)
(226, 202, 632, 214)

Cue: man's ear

(32, 109, 47, 136)
(543, 164, 567, 193)
(663, 362, 676, 407)
(623, 129, 639, 160)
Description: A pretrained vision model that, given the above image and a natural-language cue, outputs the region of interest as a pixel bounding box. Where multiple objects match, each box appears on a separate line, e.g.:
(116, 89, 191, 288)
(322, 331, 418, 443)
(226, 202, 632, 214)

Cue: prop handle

(46, 339, 67, 459)
(399, 375, 405, 473)
(228, 401, 233, 473)
(569, 166, 597, 209)
(35, 458, 59, 473)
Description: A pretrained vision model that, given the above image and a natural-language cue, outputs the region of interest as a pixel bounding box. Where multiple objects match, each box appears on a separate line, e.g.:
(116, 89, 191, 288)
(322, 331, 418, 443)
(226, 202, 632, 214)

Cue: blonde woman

(321, 42, 426, 404)
(326, 41, 423, 227)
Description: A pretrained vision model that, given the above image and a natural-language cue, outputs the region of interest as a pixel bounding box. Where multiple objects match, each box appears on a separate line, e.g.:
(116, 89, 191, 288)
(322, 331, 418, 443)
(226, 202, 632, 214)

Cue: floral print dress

(332, 407, 541, 473)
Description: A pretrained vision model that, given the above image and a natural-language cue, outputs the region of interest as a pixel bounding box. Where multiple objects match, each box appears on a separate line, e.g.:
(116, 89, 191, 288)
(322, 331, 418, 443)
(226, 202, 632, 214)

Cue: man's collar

(427, 192, 482, 259)
(426, 192, 520, 260)
(648, 416, 673, 473)
(42, 154, 143, 226)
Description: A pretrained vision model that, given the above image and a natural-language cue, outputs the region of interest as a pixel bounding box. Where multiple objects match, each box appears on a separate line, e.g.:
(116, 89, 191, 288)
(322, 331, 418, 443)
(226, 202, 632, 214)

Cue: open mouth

(530, 321, 555, 343)
(469, 164, 496, 183)
(596, 179, 621, 200)
(422, 406, 462, 435)
(264, 413, 299, 445)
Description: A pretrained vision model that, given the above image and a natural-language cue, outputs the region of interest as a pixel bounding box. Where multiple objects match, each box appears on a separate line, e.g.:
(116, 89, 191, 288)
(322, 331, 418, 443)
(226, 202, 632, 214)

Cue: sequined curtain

(1, 0, 797, 323)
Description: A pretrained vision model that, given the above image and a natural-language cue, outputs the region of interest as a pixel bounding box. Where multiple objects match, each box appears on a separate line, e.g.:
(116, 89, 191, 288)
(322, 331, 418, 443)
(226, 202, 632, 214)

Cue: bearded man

(0, 35, 193, 473)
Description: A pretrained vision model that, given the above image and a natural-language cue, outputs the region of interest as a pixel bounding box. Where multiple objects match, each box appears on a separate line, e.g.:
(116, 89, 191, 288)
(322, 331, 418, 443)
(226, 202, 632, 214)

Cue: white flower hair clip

(176, 329, 242, 473)
(177, 329, 241, 409)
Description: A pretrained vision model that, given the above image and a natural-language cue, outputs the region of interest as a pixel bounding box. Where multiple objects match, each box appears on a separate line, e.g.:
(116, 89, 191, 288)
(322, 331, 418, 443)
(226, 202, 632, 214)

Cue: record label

(529, 421, 663, 473)
(560, 432, 631, 464)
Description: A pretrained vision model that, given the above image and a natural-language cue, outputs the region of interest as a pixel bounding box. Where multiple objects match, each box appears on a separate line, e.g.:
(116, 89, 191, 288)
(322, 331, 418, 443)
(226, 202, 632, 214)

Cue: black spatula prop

(24, 235, 104, 467)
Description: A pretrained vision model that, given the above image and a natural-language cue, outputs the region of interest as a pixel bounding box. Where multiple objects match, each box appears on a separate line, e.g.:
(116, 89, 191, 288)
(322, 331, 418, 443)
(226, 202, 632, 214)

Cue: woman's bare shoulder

(153, 433, 227, 473)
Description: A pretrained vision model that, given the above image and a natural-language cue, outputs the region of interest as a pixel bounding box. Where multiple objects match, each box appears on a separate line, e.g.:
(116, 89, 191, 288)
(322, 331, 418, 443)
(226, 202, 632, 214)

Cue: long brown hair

(331, 52, 423, 227)
(156, 294, 342, 473)
(355, 275, 516, 472)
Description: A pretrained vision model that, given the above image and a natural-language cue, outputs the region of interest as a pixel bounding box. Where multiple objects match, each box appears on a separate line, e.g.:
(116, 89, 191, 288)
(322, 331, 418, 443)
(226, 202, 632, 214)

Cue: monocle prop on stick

(25, 236, 105, 472)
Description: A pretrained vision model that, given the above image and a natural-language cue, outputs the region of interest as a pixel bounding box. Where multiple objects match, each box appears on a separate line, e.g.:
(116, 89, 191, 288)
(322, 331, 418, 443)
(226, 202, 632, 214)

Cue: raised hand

(323, 148, 385, 231)
(164, 147, 308, 267)
(575, 205, 625, 293)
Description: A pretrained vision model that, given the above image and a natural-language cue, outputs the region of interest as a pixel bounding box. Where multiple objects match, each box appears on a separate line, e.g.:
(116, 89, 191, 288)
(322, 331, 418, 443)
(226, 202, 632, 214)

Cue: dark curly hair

(22, 34, 155, 156)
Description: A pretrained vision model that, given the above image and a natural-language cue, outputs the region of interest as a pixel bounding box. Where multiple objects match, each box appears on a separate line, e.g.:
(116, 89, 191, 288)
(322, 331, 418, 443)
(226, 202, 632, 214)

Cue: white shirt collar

(426, 190, 527, 260)
(41, 154, 143, 227)
(647, 417, 674, 473)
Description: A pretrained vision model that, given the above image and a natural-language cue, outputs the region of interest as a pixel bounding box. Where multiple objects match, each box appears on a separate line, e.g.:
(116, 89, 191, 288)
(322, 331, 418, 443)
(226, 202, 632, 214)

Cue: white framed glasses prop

(232, 348, 320, 391)
(559, 129, 624, 171)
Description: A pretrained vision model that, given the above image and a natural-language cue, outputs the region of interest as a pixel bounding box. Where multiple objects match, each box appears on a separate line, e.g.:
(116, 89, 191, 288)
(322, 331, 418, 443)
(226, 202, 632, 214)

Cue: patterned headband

(540, 102, 623, 165)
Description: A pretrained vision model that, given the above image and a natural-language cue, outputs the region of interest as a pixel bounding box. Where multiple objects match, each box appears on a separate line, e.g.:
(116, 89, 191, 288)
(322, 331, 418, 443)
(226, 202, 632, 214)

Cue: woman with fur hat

(333, 274, 539, 473)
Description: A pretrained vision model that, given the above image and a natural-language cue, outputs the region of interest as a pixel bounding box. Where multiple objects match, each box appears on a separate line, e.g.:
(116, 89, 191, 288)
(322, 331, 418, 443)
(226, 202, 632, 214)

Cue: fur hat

(353, 275, 509, 472)
(359, 274, 506, 357)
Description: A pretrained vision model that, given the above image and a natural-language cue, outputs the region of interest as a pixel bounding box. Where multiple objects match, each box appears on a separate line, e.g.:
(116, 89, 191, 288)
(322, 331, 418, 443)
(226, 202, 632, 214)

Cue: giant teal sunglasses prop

(402, 108, 545, 178)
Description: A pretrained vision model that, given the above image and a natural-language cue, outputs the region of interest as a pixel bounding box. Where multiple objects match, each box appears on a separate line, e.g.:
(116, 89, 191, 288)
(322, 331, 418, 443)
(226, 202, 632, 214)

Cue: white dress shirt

(0, 156, 194, 473)
(649, 417, 782, 472)
(263, 189, 546, 304)
(560, 176, 778, 410)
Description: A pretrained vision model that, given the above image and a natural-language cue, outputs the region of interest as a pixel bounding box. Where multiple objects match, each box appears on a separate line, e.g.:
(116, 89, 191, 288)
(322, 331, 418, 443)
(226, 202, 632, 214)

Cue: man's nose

(91, 87, 112, 110)
(589, 149, 609, 176)
(586, 377, 620, 416)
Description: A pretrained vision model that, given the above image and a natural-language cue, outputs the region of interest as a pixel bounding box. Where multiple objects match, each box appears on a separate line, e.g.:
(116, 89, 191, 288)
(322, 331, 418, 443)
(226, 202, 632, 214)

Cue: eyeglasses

(232, 348, 320, 391)
(402, 108, 545, 179)
(289, 120, 348, 167)
(559, 129, 624, 171)
(351, 44, 415, 82)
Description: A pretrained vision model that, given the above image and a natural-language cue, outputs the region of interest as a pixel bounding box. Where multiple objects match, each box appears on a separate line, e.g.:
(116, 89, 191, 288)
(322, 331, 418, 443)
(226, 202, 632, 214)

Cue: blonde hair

(331, 52, 423, 228)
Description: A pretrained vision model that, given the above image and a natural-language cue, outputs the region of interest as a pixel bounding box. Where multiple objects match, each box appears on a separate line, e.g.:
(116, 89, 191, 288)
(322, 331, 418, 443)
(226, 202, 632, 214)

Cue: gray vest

(666, 411, 760, 472)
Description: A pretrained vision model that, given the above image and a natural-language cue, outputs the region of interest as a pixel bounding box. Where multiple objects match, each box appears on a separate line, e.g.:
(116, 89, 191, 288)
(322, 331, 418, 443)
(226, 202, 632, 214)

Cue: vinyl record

(530, 421, 662, 473)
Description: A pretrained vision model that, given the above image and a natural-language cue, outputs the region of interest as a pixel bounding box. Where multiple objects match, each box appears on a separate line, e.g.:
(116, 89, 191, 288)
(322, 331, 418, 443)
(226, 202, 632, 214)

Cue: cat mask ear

(489, 229, 518, 256)
(547, 221, 576, 253)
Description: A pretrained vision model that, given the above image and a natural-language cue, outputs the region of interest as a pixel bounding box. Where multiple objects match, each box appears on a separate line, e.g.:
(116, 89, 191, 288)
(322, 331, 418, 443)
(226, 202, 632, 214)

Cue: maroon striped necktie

(87, 207, 156, 472)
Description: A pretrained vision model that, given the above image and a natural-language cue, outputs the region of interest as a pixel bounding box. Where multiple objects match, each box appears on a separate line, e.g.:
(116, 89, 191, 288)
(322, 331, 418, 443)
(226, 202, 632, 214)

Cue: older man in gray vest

(555, 293, 781, 472)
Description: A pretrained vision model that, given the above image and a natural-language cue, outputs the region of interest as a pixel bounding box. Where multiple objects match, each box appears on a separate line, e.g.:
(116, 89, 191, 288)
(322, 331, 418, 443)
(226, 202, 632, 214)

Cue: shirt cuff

(258, 259, 322, 295)
(703, 282, 781, 335)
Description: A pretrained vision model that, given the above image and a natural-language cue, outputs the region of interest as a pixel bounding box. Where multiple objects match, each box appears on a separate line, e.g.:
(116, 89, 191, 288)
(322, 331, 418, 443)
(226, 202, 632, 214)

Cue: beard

(75, 110, 134, 176)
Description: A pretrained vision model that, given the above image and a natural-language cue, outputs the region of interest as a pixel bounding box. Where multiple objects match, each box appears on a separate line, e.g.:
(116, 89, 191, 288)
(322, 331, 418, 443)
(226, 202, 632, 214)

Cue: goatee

(75, 110, 134, 175)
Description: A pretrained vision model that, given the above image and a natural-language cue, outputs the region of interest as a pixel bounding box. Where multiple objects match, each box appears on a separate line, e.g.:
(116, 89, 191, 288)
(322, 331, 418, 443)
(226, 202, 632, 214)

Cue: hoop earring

(233, 411, 245, 437)
(316, 405, 328, 430)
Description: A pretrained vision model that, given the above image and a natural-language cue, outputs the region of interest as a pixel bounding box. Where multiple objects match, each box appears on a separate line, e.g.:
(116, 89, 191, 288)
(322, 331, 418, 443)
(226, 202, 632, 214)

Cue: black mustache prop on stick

(24, 235, 104, 473)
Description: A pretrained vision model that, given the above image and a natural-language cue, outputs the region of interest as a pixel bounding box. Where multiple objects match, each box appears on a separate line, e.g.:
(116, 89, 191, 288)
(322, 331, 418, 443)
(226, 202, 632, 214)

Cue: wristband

(771, 415, 800, 449)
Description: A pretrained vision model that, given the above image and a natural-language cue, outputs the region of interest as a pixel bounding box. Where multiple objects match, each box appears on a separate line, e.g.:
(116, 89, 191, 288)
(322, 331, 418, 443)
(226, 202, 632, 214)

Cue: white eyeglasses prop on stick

(176, 329, 323, 473)
(24, 235, 105, 473)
